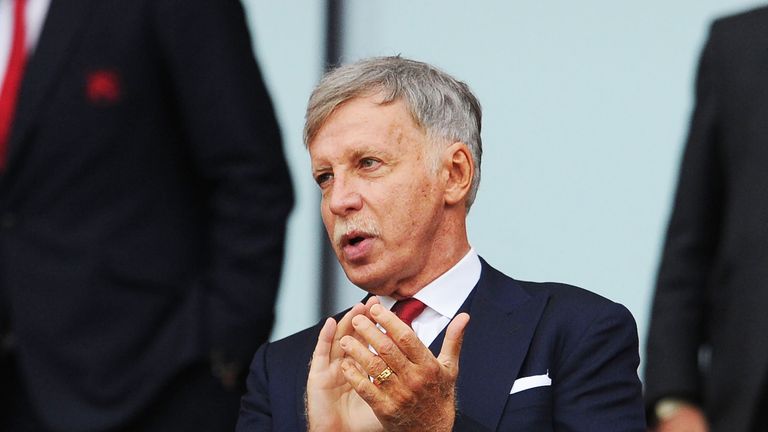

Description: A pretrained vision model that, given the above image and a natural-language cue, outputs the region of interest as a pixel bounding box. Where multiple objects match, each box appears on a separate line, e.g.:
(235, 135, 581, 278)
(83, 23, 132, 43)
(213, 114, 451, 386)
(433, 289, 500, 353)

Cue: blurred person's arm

(644, 22, 721, 427)
(653, 399, 708, 432)
(153, 0, 293, 386)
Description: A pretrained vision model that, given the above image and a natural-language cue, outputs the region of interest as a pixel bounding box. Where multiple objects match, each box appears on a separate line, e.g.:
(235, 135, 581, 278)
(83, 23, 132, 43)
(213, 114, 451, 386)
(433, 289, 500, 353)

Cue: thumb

(437, 313, 470, 372)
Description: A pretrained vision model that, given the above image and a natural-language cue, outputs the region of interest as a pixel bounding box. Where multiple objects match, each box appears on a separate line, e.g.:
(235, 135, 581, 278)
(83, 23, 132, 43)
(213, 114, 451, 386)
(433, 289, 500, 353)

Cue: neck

(390, 217, 470, 299)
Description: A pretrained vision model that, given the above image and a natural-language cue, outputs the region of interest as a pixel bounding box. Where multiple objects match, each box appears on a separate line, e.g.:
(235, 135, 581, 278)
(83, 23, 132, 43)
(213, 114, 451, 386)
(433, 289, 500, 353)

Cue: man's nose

(328, 175, 363, 216)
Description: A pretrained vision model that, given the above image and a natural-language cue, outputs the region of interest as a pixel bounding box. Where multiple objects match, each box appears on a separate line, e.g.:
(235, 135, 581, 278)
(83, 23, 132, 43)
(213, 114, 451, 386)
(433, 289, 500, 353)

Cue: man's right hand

(306, 298, 383, 432)
(654, 403, 709, 432)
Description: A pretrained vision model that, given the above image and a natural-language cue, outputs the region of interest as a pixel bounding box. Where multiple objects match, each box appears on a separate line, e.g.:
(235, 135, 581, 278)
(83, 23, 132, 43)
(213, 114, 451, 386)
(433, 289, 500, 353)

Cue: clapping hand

(306, 298, 383, 432)
(307, 298, 470, 432)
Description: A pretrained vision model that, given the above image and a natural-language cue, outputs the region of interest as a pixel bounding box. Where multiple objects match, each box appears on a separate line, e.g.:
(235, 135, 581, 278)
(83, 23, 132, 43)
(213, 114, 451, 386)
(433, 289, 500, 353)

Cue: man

(0, 0, 292, 431)
(237, 56, 645, 431)
(645, 6, 768, 432)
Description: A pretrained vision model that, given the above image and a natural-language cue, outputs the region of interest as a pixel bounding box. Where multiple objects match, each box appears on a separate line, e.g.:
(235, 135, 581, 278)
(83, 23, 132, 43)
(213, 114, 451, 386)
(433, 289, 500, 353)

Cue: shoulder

(714, 5, 768, 28)
(524, 281, 637, 351)
(243, 323, 322, 409)
(709, 5, 768, 42)
(259, 306, 353, 369)
(478, 259, 637, 340)
(261, 322, 324, 367)
(525, 279, 632, 321)
(481, 258, 632, 320)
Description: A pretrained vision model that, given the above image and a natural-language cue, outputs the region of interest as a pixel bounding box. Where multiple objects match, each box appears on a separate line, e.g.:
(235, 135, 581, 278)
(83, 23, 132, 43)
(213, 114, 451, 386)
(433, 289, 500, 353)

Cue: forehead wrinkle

(311, 161, 331, 174)
(348, 145, 394, 161)
(310, 97, 424, 168)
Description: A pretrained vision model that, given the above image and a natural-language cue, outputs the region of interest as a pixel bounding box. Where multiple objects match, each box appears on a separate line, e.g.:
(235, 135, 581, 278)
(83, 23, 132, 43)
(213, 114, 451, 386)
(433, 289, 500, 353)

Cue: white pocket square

(509, 372, 551, 395)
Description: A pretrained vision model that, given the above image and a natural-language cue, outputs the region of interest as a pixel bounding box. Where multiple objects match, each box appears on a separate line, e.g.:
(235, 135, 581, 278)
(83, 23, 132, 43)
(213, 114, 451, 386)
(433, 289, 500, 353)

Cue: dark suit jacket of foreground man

(645, 6, 768, 432)
(0, 0, 292, 431)
(238, 259, 646, 431)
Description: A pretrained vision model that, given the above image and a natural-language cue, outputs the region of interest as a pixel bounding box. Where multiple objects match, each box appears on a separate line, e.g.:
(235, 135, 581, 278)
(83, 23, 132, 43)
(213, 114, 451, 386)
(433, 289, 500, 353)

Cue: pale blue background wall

(243, 1, 765, 364)
(241, 1, 325, 339)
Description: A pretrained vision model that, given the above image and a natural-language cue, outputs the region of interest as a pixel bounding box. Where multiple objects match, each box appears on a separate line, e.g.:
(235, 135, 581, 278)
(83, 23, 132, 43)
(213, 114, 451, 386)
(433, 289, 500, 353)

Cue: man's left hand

(339, 303, 470, 432)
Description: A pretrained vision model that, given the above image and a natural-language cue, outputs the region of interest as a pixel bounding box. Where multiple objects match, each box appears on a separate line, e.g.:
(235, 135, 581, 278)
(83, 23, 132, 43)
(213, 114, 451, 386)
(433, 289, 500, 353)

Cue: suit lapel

(453, 260, 549, 431)
(6, 0, 96, 171)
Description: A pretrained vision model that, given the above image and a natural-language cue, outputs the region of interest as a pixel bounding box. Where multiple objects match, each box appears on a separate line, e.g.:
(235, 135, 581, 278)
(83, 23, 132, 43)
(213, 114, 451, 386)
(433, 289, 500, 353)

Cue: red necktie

(0, 0, 28, 169)
(390, 298, 427, 328)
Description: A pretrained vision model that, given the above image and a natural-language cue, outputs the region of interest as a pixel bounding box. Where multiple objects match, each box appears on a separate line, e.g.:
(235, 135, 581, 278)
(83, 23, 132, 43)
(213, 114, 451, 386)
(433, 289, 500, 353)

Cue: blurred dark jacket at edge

(645, 5, 768, 432)
(0, 0, 293, 430)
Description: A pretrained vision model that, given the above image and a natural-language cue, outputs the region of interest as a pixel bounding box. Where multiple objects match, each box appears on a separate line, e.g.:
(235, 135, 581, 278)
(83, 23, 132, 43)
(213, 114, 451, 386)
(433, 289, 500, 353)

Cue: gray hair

(303, 56, 483, 210)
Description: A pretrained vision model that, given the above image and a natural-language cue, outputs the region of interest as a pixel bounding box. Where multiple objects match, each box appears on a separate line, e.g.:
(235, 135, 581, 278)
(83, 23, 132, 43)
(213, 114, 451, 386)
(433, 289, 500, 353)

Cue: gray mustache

(333, 216, 381, 246)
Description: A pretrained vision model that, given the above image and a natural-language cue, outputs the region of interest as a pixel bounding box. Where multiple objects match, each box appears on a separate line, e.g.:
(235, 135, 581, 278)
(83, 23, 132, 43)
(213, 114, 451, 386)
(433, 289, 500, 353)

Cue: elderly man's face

(309, 95, 449, 298)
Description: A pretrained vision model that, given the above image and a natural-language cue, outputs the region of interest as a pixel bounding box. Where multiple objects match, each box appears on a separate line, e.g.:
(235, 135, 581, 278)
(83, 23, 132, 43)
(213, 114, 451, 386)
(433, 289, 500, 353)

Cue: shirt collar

(378, 248, 481, 319)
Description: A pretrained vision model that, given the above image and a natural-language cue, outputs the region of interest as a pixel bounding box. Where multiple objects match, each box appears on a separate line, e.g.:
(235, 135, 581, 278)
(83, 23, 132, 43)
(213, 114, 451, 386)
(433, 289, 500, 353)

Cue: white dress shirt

(0, 0, 51, 81)
(378, 247, 481, 348)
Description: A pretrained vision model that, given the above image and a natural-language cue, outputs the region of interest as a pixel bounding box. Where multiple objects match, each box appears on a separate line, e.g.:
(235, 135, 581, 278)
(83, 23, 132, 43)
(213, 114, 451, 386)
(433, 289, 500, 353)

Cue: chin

(344, 270, 394, 296)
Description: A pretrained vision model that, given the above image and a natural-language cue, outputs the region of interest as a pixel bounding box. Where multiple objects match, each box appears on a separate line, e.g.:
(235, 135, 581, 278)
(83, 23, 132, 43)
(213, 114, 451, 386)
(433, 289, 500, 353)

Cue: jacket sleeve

(643, 22, 722, 415)
(554, 302, 647, 431)
(237, 343, 275, 431)
(152, 0, 293, 363)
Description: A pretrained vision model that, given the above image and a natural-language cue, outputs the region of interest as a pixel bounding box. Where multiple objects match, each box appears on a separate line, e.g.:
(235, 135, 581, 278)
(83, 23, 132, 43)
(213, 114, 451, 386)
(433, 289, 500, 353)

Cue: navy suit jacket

(237, 259, 645, 431)
(0, 0, 292, 430)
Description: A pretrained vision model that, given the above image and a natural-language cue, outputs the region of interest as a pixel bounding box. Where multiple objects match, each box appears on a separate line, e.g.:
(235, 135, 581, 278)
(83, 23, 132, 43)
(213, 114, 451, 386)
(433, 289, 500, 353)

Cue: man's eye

(360, 158, 380, 169)
(315, 173, 333, 186)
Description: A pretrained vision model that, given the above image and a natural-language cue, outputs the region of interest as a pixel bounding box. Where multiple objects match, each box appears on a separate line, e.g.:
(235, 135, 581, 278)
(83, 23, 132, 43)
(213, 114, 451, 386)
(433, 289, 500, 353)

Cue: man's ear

(442, 142, 474, 207)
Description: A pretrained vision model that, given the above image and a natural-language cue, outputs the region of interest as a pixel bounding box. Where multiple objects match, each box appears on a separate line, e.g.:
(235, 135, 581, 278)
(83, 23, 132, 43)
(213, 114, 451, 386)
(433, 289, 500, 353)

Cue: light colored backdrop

(244, 1, 765, 364)
(241, 1, 324, 339)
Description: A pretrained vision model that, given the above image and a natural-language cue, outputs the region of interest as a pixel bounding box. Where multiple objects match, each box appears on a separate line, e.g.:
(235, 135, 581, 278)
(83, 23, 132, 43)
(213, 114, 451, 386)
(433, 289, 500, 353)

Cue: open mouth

(342, 231, 372, 247)
(341, 231, 375, 261)
(348, 235, 366, 246)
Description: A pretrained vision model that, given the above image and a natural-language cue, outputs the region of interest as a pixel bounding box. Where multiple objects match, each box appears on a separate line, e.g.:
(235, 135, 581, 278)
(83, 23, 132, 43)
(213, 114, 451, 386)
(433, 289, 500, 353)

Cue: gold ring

(373, 366, 394, 385)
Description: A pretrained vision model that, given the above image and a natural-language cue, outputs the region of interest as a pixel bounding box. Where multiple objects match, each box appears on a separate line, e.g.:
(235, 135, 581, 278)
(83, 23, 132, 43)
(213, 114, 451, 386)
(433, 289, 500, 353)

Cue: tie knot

(390, 298, 426, 328)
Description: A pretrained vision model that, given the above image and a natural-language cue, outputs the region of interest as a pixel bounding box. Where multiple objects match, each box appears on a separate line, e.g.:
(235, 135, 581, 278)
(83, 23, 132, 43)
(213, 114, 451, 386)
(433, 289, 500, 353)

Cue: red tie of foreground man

(0, 0, 28, 170)
(390, 298, 426, 328)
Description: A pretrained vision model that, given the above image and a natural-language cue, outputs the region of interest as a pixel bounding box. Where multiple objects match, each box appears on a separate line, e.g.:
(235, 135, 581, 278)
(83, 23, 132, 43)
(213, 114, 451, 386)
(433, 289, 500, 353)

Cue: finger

(340, 358, 387, 407)
(437, 313, 470, 371)
(329, 303, 367, 360)
(311, 317, 337, 365)
(349, 314, 410, 374)
(365, 295, 381, 308)
(340, 356, 398, 415)
(369, 303, 432, 364)
(353, 296, 381, 345)
(360, 296, 381, 330)
(339, 333, 391, 378)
